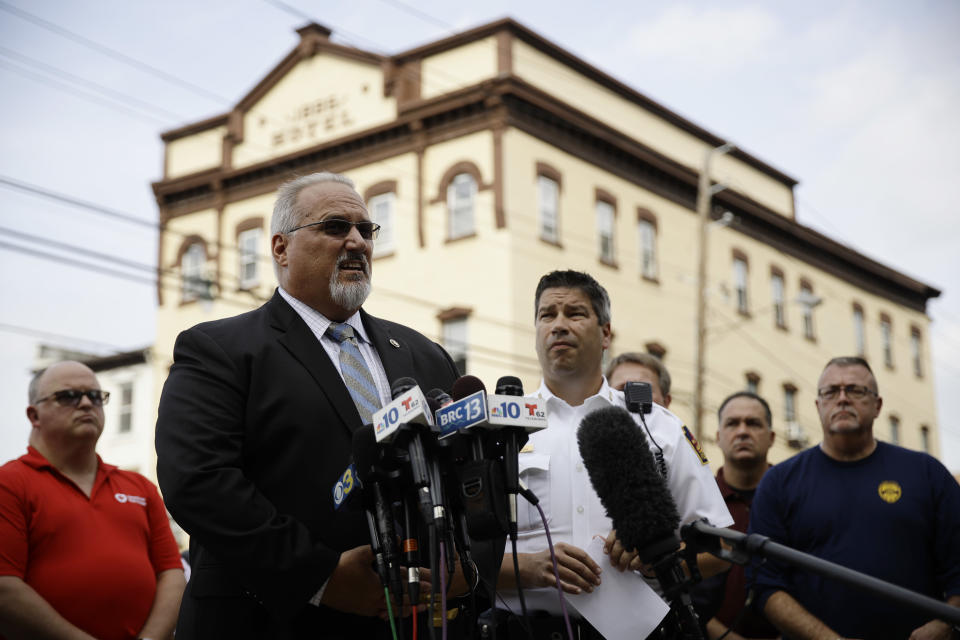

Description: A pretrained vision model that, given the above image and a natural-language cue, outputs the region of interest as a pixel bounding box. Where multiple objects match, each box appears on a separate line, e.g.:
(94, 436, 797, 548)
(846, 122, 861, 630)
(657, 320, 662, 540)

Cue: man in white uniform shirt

(497, 270, 732, 639)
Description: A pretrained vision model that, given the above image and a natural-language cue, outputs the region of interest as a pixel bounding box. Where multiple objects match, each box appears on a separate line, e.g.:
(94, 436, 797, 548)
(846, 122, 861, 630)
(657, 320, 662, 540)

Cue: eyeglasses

(817, 385, 876, 401)
(35, 389, 110, 407)
(286, 218, 380, 240)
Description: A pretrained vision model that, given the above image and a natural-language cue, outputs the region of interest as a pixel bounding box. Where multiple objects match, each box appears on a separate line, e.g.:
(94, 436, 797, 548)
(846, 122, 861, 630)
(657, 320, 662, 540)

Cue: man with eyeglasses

(748, 356, 960, 639)
(0, 361, 185, 640)
(155, 172, 460, 639)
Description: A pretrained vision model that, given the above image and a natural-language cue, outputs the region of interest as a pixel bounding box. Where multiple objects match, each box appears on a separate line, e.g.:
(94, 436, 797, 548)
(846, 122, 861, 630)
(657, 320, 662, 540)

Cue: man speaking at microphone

(497, 270, 731, 638)
(155, 172, 459, 638)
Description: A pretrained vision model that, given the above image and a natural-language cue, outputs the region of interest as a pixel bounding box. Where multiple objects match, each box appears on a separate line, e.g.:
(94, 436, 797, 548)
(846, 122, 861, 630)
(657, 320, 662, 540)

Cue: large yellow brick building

(151, 19, 940, 471)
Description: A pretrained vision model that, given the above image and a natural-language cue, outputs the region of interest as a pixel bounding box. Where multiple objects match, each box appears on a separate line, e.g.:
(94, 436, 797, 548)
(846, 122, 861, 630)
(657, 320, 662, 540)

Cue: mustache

(335, 251, 369, 275)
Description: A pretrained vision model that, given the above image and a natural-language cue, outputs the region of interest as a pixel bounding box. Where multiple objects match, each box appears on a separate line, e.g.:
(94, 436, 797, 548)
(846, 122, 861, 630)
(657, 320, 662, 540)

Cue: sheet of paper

(564, 537, 669, 640)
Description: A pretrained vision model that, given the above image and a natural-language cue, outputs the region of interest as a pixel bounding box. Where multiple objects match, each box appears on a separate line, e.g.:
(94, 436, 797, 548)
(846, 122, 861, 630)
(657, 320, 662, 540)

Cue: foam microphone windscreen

(494, 376, 523, 396)
(390, 376, 418, 398)
(451, 375, 486, 401)
(576, 406, 680, 554)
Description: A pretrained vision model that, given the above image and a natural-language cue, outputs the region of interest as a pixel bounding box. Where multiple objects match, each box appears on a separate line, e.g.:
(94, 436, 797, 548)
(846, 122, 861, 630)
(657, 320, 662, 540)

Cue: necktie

(326, 322, 381, 424)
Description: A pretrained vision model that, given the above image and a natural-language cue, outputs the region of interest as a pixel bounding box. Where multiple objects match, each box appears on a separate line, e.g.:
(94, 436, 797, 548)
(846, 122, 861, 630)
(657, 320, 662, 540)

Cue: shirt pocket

(517, 453, 551, 532)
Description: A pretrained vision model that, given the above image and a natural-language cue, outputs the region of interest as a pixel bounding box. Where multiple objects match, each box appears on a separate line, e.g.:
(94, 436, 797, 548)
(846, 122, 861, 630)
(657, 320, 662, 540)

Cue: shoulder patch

(682, 425, 709, 465)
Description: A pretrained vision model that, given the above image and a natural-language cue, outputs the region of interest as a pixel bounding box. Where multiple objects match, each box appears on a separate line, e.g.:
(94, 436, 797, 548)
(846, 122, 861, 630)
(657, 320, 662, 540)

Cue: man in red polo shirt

(0, 361, 184, 640)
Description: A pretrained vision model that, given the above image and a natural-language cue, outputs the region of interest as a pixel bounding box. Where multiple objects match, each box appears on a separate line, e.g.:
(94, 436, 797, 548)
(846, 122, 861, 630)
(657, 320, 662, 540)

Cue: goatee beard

(329, 253, 371, 311)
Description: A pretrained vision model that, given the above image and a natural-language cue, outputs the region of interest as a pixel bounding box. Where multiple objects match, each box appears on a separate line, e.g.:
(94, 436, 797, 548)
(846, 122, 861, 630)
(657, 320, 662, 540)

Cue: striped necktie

(326, 322, 380, 424)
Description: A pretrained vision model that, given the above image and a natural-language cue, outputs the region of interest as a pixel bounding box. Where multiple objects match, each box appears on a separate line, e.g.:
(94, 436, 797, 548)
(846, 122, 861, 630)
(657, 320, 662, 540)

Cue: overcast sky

(1, 0, 958, 470)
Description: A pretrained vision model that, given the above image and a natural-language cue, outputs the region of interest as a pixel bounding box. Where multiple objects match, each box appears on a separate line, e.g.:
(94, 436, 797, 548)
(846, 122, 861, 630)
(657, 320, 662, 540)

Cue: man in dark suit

(155, 172, 460, 638)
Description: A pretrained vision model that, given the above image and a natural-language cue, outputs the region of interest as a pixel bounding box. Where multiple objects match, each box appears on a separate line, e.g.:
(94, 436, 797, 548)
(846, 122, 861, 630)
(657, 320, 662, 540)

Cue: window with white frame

(911, 328, 923, 378)
(800, 282, 816, 339)
(853, 305, 866, 355)
(784, 386, 796, 422)
(596, 200, 615, 263)
(889, 415, 900, 445)
(368, 192, 395, 257)
(442, 317, 468, 375)
(538, 175, 559, 243)
(118, 382, 133, 434)
(638, 218, 657, 280)
(237, 228, 261, 289)
(733, 256, 749, 314)
(771, 271, 785, 328)
(447, 173, 476, 239)
(921, 425, 930, 453)
(182, 242, 207, 301)
(881, 315, 894, 368)
(746, 372, 760, 394)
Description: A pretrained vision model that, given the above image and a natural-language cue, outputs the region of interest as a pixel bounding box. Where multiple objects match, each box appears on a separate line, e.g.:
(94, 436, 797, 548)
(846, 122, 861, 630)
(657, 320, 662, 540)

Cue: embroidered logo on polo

(114, 493, 147, 506)
(682, 425, 709, 465)
(878, 481, 902, 504)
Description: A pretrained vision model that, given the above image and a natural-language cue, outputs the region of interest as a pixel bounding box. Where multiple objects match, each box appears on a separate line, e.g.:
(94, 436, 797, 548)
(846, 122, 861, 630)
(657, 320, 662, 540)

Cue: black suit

(156, 291, 459, 639)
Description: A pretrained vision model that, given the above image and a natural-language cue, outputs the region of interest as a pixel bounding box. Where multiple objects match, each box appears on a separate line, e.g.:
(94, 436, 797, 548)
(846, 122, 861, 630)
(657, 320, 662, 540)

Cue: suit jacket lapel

(268, 292, 362, 433)
(361, 308, 414, 385)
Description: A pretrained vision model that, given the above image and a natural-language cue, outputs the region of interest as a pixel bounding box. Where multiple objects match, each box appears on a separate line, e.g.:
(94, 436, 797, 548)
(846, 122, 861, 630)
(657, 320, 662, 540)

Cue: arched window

(637, 208, 658, 280)
(180, 240, 208, 302)
(447, 173, 476, 239)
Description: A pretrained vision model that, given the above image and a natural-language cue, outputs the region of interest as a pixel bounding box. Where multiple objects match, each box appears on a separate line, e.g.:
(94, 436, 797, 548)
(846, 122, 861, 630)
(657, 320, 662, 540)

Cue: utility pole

(693, 142, 734, 439)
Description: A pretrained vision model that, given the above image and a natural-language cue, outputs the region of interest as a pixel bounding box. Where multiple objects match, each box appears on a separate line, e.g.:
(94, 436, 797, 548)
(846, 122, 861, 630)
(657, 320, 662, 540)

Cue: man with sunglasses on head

(0, 361, 185, 640)
(749, 356, 960, 640)
(155, 172, 460, 639)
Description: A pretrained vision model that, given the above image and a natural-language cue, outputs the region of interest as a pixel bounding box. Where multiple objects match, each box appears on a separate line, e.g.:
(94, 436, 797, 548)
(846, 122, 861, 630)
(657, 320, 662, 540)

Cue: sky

(1, 0, 958, 470)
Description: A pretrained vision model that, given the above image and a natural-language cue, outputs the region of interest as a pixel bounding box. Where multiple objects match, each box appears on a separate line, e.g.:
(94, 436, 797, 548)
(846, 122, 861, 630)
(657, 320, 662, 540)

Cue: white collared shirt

(504, 377, 733, 614)
(277, 287, 391, 409)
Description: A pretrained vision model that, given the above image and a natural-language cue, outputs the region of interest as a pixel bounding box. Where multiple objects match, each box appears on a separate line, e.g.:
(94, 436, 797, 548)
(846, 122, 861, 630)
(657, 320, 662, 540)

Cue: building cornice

(153, 54, 938, 313)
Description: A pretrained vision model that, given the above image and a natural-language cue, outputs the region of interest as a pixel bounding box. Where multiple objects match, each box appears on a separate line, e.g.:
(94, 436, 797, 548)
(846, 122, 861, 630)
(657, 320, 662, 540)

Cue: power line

(0, 45, 186, 122)
(0, 0, 230, 106)
(0, 59, 172, 126)
(0, 321, 131, 354)
(373, 0, 456, 32)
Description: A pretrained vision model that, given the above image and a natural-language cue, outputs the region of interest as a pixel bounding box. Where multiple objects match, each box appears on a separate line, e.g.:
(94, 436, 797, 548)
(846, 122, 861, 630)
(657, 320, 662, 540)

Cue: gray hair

(28, 367, 47, 404)
(605, 352, 671, 396)
(270, 172, 356, 235)
(822, 356, 878, 392)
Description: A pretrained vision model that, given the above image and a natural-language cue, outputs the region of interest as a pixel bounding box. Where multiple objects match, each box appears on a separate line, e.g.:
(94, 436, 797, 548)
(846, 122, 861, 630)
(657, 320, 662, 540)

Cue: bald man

(0, 361, 184, 640)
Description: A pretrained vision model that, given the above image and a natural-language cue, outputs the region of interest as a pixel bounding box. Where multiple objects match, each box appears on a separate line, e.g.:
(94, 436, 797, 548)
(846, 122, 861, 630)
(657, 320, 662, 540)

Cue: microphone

(577, 406, 703, 639)
(493, 376, 526, 540)
(353, 425, 405, 605)
(438, 376, 508, 540)
(374, 378, 438, 527)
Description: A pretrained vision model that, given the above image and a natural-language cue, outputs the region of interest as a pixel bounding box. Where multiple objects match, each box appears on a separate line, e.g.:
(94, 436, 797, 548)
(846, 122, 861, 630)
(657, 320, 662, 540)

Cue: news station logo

(332, 464, 356, 510)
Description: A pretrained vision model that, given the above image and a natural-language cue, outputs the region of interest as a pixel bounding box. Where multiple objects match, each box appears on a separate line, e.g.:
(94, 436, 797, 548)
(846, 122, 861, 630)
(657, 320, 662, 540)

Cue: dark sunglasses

(286, 218, 380, 240)
(36, 389, 110, 407)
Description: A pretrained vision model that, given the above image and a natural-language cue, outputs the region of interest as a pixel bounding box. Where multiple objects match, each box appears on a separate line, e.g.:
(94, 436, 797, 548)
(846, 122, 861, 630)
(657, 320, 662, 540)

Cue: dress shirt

(502, 377, 732, 615)
(278, 287, 390, 407)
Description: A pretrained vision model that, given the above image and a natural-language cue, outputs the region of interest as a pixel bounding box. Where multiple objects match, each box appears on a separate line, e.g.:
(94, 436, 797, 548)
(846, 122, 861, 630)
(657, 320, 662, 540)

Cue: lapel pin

(389, 339, 400, 348)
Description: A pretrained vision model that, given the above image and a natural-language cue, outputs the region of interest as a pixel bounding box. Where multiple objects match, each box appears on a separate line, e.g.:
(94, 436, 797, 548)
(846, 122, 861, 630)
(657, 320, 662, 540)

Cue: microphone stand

(642, 536, 704, 640)
(681, 519, 960, 626)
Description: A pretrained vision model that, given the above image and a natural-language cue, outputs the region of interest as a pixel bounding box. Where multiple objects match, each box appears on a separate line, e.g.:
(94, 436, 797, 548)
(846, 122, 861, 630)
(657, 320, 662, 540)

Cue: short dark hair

(605, 352, 671, 396)
(534, 270, 611, 325)
(717, 391, 773, 429)
(822, 356, 877, 391)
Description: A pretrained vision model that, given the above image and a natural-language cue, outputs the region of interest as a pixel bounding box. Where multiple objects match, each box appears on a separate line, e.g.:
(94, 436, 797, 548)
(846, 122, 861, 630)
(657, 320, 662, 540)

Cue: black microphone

(386, 377, 440, 529)
(494, 375, 527, 540)
(577, 406, 703, 639)
(447, 376, 510, 540)
(353, 425, 405, 606)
